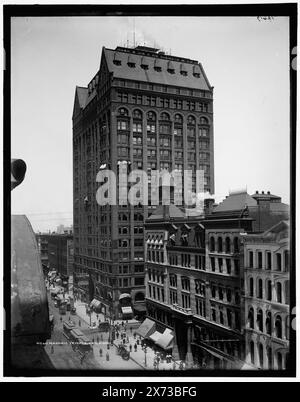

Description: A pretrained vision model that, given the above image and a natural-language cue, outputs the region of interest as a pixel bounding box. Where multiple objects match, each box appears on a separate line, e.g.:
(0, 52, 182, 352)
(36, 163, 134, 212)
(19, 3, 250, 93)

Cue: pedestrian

(123, 338, 126, 345)
(137, 339, 140, 346)
(60, 316, 62, 322)
(51, 345, 54, 354)
(116, 332, 119, 339)
(179, 361, 184, 370)
(96, 314, 99, 320)
(99, 348, 103, 357)
(129, 344, 132, 352)
(107, 343, 110, 350)
(100, 334, 103, 342)
(106, 352, 109, 361)
(134, 343, 137, 352)
(68, 315, 70, 321)
(78, 319, 81, 327)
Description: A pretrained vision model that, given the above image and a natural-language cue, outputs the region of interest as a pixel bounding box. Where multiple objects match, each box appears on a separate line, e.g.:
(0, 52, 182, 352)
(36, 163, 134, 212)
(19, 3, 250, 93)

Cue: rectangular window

(258, 252, 263, 269)
(249, 251, 253, 268)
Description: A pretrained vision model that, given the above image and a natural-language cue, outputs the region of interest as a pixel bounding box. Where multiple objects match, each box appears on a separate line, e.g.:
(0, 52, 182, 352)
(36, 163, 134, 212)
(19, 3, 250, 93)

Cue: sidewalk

(62, 292, 188, 371)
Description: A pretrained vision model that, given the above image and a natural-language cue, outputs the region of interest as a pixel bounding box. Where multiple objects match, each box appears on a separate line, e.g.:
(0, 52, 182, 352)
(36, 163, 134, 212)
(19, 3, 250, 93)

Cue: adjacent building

(72, 45, 214, 318)
(36, 233, 74, 278)
(243, 220, 290, 369)
(144, 190, 290, 369)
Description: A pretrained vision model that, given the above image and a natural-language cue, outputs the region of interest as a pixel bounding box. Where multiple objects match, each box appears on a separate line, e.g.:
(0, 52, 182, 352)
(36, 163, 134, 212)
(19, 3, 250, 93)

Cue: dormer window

(193, 64, 201, 78)
(167, 61, 175, 74)
(180, 64, 188, 76)
(141, 56, 149, 70)
(154, 59, 162, 72)
(113, 52, 122, 66)
(127, 54, 137, 68)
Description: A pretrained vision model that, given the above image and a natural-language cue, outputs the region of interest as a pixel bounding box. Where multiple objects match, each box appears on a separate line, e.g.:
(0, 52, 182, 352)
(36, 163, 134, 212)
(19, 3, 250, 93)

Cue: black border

(3, 3, 297, 378)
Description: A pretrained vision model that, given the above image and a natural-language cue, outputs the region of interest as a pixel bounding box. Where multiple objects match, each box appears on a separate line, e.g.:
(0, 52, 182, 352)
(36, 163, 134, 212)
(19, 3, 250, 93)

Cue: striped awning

(121, 306, 133, 315)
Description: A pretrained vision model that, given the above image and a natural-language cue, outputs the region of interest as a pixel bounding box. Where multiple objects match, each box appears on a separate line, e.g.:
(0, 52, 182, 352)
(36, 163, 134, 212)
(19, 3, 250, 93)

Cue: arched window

(160, 112, 170, 121)
(250, 341, 255, 364)
(257, 309, 263, 331)
(249, 277, 254, 296)
(217, 237, 223, 252)
(266, 312, 272, 335)
(187, 115, 196, 125)
(258, 343, 264, 368)
(118, 107, 129, 116)
(248, 307, 254, 329)
(210, 237, 215, 252)
(233, 237, 239, 253)
(276, 282, 282, 303)
(257, 278, 263, 299)
(147, 111, 156, 121)
(174, 114, 183, 124)
(133, 109, 142, 119)
(275, 315, 282, 339)
(266, 280, 272, 301)
(200, 116, 209, 125)
(225, 237, 231, 253)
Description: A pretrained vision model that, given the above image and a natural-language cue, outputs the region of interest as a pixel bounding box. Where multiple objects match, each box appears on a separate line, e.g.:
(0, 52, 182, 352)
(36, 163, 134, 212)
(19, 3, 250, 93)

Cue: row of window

(117, 108, 210, 125)
(116, 92, 209, 112)
(248, 277, 289, 304)
(247, 308, 288, 340)
(247, 250, 289, 271)
(209, 236, 240, 253)
(114, 79, 211, 98)
(249, 341, 287, 369)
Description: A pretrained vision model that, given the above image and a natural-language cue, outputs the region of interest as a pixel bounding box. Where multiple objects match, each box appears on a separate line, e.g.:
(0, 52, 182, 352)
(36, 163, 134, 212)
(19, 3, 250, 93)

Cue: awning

(121, 306, 133, 315)
(155, 329, 174, 350)
(133, 304, 147, 312)
(136, 318, 156, 338)
(119, 293, 131, 301)
(90, 299, 101, 308)
(149, 331, 162, 343)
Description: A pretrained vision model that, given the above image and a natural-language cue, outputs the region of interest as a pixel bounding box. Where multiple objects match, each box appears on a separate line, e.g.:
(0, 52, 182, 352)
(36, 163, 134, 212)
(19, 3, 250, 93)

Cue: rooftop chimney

(262, 191, 264, 194)
(267, 191, 270, 195)
(256, 191, 258, 194)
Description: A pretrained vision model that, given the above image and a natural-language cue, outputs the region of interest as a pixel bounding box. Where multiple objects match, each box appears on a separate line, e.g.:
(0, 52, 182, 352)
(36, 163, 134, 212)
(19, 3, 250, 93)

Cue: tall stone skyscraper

(72, 45, 214, 319)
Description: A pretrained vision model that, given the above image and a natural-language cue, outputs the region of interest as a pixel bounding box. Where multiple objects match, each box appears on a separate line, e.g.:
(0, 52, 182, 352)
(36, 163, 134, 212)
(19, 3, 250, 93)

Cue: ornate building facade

(243, 220, 290, 369)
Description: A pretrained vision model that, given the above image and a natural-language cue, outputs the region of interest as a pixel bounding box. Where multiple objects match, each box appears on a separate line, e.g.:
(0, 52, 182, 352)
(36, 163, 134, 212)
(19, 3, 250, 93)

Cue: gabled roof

(213, 191, 257, 213)
(103, 47, 211, 90)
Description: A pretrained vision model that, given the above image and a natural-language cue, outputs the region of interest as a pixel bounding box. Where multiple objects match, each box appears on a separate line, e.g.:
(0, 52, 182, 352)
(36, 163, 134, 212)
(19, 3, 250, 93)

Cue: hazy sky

(11, 16, 290, 232)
